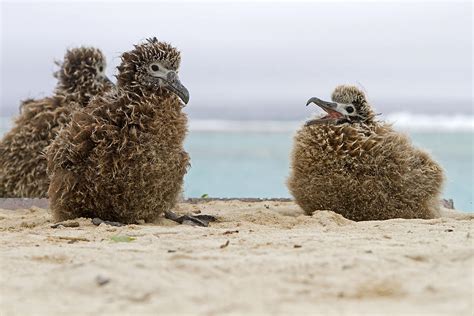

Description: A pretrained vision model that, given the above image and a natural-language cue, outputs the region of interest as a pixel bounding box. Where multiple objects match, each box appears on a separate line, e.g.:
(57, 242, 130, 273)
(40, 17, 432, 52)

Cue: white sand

(0, 200, 473, 315)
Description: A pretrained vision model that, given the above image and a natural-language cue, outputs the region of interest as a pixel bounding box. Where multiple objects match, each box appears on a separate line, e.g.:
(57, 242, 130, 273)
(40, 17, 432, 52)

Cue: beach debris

(223, 230, 239, 235)
(220, 240, 230, 249)
(405, 255, 428, 262)
(92, 218, 125, 227)
(167, 249, 177, 253)
(51, 221, 80, 229)
(264, 204, 270, 209)
(54, 236, 89, 243)
(95, 275, 110, 286)
(293, 244, 302, 248)
(164, 210, 217, 227)
(201, 194, 209, 198)
(444, 229, 454, 232)
(110, 235, 135, 243)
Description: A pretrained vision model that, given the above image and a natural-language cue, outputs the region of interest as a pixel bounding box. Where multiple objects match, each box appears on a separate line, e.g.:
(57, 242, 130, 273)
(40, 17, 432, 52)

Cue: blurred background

(1, 0, 472, 210)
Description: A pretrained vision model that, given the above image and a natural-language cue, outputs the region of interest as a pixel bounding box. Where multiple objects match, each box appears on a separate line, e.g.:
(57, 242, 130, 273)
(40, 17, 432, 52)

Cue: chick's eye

(346, 106, 354, 114)
(99, 66, 104, 72)
(151, 65, 159, 72)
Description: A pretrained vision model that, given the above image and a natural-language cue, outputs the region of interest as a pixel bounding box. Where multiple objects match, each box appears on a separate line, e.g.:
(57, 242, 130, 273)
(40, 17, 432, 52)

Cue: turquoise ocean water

(184, 130, 474, 212)
(1, 118, 473, 211)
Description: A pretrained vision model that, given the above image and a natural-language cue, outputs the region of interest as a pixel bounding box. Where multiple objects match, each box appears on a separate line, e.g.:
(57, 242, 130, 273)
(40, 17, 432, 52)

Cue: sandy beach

(0, 199, 473, 315)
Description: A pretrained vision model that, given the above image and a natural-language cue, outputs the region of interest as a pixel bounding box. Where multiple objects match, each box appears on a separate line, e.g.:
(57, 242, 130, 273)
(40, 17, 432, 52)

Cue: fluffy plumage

(288, 85, 444, 221)
(47, 38, 190, 223)
(0, 47, 112, 197)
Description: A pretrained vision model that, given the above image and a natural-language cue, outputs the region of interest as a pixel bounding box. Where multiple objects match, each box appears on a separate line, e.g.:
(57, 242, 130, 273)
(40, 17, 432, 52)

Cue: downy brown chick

(288, 85, 444, 221)
(47, 38, 191, 224)
(0, 47, 112, 197)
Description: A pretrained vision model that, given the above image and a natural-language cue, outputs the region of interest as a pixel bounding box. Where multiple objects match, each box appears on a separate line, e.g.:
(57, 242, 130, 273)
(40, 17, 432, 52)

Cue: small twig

(51, 221, 80, 228)
(55, 236, 89, 242)
(223, 230, 239, 235)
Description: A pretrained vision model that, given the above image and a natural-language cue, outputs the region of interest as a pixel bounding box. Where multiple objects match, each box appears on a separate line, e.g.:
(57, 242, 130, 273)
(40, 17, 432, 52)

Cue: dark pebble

(95, 275, 110, 286)
(92, 218, 124, 227)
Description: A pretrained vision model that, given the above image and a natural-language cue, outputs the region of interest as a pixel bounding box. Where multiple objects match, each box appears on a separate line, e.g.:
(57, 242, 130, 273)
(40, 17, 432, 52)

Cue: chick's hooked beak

(164, 71, 190, 104)
(306, 97, 340, 110)
(305, 97, 345, 126)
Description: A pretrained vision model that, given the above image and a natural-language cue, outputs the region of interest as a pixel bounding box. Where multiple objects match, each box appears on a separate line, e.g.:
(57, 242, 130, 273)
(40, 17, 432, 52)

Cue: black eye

(99, 66, 103, 72)
(346, 106, 354, 114)
(151, 65, 159, 71)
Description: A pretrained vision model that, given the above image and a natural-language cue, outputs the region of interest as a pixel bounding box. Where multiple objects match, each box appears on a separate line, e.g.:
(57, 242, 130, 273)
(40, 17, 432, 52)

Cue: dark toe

(92, 218, 125, 227)
(164, 211, 217, 227)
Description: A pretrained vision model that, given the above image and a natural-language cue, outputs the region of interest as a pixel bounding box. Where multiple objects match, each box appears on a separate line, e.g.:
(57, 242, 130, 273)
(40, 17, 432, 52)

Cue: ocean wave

(189, 113, 474, 132)
(1, 113, 473, 135)
(384, 112, 474, 132)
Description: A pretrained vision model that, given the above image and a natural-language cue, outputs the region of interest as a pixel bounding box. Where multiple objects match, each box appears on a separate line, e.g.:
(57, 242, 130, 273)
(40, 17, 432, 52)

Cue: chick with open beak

(305, 93, 374, 126)
(305, 97, 354, 125)
(304, 84, 377, 126)
(288, 85, 445, 221)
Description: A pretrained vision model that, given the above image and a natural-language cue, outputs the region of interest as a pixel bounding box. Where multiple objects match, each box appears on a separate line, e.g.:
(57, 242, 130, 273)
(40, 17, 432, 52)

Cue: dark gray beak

(164, 71, 190, 104)
(304, 97, 345, 126)
(306, 97, 338, 111)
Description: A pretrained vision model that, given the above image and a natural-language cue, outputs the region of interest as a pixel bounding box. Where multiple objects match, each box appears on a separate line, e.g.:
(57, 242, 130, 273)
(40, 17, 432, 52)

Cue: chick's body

(47, 38, 190, 223)
(288, 85, 444, 221)
(0, 97, 73, 197)
(48, 91, 188, 223)
(0, 47, 112, 198)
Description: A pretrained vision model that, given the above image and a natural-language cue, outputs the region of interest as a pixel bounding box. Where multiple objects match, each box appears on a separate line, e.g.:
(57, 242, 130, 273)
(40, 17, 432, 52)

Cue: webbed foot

(164, 211, 217, 227)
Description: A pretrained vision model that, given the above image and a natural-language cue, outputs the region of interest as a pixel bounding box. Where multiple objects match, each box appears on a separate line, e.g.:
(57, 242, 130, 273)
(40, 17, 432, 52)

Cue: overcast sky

(1, 1, 472, 119)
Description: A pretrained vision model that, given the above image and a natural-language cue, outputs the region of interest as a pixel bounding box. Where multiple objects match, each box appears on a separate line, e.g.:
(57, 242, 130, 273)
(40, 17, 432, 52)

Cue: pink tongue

(319, 109, 342, 120)
(327, 111, 342, 119)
